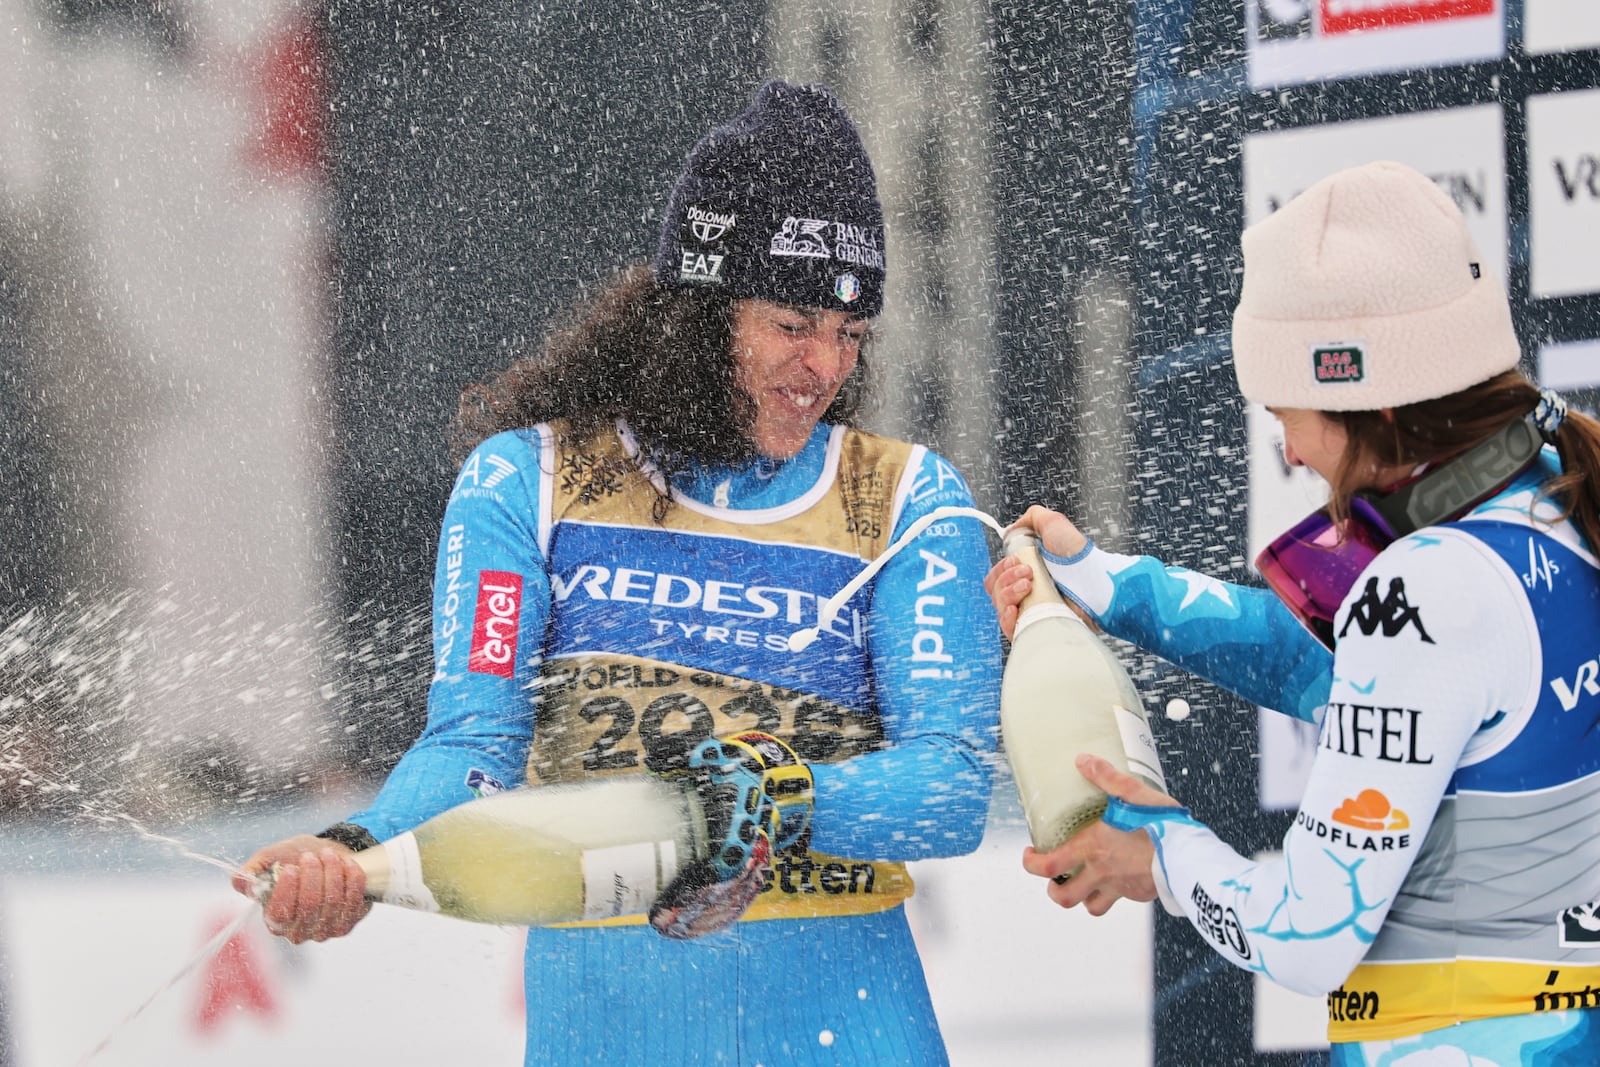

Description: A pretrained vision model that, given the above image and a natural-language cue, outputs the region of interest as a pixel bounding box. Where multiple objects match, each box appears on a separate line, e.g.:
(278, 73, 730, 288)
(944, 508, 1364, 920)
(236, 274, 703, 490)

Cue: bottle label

(582, 841, 680, 921)
(1114, 704, 1167, 792)
(381, 833, 441, 913)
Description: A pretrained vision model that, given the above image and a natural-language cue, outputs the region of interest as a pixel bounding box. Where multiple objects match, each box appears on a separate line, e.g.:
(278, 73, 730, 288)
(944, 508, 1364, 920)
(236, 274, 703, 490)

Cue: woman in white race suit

(988, 161, 1600, 1065)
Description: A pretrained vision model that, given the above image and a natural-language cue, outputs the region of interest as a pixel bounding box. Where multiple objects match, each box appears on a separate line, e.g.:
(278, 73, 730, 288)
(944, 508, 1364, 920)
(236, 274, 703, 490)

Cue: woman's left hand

(1021, 753, 1180, 916)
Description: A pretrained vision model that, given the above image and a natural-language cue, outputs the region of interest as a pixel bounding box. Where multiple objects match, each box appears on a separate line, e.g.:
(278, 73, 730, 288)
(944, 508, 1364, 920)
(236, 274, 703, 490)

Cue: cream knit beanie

(1231, 160, 1520, 411)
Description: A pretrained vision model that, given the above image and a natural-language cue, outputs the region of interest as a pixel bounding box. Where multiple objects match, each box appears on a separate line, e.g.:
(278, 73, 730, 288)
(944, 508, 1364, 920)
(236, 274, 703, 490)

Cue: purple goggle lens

(1254, 495, 1397, 650)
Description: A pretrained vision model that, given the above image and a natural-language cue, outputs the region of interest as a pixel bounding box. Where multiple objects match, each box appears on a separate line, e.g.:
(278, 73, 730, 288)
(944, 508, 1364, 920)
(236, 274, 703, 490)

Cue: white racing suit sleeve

(1106, 531, 1533, 995)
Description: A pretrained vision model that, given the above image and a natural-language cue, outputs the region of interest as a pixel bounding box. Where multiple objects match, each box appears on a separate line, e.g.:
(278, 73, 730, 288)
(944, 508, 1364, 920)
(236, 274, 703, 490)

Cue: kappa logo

(770, 217, 831, 259)
(1339, 576, 1435, 644)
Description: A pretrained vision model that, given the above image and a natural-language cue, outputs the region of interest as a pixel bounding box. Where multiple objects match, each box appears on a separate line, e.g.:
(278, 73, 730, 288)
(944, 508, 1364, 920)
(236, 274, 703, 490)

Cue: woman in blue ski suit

(236, 80, 1001, 1066)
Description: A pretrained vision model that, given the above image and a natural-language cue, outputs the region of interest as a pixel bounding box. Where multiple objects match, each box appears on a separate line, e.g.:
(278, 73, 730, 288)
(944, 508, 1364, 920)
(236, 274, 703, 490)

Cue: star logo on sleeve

(1170, 568, 1237, 612)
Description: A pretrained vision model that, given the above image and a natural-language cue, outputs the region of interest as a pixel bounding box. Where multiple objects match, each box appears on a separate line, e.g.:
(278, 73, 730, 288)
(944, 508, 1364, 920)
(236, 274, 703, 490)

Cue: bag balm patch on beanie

(1231, 160, 1520, 411)
(653, 80, 886, 317)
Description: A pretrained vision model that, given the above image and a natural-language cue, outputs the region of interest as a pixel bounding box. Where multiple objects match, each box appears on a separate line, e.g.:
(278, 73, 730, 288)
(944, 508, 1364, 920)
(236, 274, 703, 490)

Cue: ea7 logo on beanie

(1313, 344, 1365, 384)
(678, 203, 735, 285)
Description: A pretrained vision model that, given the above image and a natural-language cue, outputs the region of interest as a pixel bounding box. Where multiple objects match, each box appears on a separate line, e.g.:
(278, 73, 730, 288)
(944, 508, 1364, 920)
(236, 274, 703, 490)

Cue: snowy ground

(0, 791, 1151, 1066)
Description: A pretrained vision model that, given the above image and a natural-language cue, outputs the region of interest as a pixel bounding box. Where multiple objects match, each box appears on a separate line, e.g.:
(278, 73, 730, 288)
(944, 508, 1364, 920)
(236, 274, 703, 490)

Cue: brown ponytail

(1325, 370, 1600, 552)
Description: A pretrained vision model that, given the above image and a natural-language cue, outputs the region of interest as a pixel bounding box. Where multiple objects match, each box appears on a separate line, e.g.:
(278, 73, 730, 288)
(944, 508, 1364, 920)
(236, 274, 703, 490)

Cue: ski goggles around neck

(1254, 413, 1545, 650)
(1255, 495, 1397, 651)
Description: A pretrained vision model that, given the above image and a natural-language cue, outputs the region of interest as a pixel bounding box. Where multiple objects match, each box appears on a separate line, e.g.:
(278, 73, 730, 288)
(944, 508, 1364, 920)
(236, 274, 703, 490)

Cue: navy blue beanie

(653, 80, 886, 317)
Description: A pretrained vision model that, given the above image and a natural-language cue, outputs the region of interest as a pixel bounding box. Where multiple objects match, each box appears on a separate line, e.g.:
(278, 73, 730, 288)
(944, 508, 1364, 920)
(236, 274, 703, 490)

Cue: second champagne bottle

(999, 530, 1167, 866)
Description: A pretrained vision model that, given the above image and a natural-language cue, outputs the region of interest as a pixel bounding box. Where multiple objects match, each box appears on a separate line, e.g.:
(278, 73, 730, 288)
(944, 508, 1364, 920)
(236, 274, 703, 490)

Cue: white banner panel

(1538, 339, 1600, 393)
(1523, 0, 1600, 54)
(1241, 105, 1509, 278)
(1246, 0, 1504, 89)
(1526, 89, 1600, 300)
(1242, 106, 1508, 813)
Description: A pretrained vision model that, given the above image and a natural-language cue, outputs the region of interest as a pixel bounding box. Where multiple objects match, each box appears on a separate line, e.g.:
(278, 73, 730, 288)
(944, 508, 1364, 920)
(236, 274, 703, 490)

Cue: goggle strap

(1368, 414, 1543, 537)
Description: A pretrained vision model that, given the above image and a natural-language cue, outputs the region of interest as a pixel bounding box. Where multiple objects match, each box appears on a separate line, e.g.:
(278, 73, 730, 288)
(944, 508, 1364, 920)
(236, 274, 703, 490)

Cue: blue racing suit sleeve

(346, 428, 552, 842)
(807, 448, 1003, 860)
(1042, 541, 1330, 723)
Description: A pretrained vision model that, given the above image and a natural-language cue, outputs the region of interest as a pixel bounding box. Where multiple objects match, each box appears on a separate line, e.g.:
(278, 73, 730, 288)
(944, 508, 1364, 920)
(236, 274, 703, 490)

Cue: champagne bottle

(1000, 530, 1166, 858)
(347, 776, 709, 926)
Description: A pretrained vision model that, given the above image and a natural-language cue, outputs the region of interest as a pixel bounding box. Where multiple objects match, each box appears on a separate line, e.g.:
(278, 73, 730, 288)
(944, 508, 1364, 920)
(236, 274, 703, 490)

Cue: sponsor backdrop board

(1523, 0, 1600, 54)
(0, 876, 528, 1066)
(1240, 105, 1509, 274)
(1131, 1, 1600, 1062)
(1525, 88, 1600, 299)
(1539, 338, 1600, 393)
(1246, 0, 1505, 89)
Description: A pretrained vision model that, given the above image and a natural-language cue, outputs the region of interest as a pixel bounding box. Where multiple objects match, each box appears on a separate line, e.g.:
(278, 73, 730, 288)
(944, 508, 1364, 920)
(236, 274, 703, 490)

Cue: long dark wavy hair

(452, 264, 874, 515)
(1325, 369, 1600, 552)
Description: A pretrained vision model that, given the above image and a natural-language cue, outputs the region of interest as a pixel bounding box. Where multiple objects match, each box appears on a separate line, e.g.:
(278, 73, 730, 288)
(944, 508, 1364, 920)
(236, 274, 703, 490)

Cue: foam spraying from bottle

(786, 506, 1008, 652)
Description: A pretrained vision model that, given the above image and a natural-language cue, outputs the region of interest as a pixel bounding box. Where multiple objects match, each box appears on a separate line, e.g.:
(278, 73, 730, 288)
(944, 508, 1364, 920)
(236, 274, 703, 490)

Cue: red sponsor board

(1320, 0, 1495, 35)
(469, 570, 524, 677)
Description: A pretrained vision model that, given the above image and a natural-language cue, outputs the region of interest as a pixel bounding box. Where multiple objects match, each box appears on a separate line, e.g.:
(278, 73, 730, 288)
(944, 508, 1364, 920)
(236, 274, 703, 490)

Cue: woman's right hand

(232, 834, 372, 944)
(983, 505, 1091, 641)
(1009, 504, 1089, 558)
